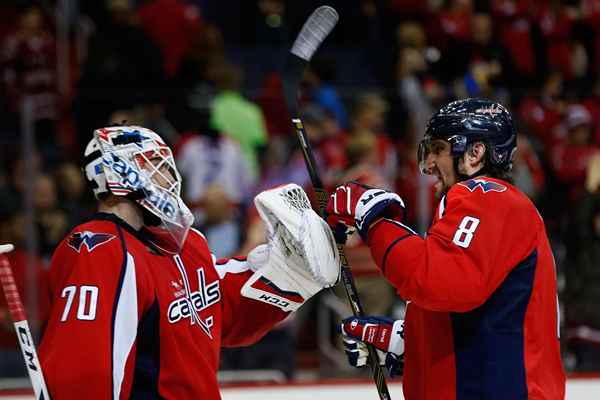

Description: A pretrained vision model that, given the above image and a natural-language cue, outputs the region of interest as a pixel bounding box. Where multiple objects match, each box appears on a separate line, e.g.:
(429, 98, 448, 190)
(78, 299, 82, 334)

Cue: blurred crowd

(1, 0, 600, 381)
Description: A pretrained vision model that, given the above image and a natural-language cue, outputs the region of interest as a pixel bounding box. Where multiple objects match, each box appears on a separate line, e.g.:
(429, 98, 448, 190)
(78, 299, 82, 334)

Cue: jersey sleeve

(39, 227, 151, 399)
(367, 186, 538, 312)
(215, 257, 288, 347)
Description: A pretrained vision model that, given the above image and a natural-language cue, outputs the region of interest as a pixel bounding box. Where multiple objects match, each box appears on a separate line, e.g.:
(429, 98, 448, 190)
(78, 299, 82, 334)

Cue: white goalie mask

(83, 126, 194, 253)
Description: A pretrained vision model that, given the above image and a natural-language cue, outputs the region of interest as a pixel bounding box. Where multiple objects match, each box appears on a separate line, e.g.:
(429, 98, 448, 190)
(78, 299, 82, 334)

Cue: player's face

(135, 148, 180, 195)
(421, 140, 456, 197)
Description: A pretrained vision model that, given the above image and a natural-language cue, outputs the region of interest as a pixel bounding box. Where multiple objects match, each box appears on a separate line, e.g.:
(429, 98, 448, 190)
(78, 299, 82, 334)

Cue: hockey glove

(241, 184, 340, 312)
(325, 182, 405, 241)
(339, 316, 405, 377)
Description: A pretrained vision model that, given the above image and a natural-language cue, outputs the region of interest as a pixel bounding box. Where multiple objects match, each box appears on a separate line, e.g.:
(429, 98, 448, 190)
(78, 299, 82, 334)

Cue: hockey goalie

(37, 126, 340, 399)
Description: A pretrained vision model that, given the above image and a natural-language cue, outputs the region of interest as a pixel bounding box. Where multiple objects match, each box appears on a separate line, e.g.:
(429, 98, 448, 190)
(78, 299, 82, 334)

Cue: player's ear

(466, 142, 486, 169)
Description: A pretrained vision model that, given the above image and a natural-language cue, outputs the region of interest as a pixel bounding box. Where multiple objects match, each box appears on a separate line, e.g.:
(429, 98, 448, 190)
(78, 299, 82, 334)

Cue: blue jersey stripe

(131, 299, 161, 398)
(451, 250, 537, 400)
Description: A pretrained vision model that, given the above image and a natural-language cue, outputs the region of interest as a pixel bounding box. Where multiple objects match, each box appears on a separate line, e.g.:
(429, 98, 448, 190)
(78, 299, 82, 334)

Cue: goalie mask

(83, 126, 194, 253)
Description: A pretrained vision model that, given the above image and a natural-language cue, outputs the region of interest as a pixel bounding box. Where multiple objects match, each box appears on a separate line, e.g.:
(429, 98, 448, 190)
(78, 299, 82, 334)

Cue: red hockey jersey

(39, 213, 287, 399)
(368, 177, 565, 400)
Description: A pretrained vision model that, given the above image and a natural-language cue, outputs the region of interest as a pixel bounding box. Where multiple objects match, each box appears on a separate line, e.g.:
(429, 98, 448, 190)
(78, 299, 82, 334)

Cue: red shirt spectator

(1, 6, 57, 119)
(537, 3, 575, 79)
(519, 96, 564, 149)
(138, 0, 203, 77)
(491, 0, 537, 77)
(551, 105, 600, 199)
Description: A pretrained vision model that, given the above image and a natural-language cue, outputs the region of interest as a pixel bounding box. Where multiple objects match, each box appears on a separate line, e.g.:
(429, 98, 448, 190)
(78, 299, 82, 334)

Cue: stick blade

(291, 6, 339, 62)
(0, 244, 14, 254)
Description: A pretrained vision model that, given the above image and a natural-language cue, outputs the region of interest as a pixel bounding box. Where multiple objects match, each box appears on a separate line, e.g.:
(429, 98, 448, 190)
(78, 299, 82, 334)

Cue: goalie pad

(241, 184, 340, 312)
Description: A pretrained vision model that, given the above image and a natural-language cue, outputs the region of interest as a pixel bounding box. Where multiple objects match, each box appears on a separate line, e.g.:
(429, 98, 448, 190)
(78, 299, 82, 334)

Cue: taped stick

(0, 245, 50, 400)
(282, 7, 391, 400)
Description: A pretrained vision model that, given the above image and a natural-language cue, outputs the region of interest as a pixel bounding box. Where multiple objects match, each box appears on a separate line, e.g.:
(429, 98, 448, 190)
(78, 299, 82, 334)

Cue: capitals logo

(459, 179, 507, 193)
(67, 231, 116, 253)
(167, 262, 220, 338)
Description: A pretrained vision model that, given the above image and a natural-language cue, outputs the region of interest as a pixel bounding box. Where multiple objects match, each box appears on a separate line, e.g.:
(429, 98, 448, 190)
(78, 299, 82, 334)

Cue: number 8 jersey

(367, 177, 566, 400)
(39, 213, 287, 399)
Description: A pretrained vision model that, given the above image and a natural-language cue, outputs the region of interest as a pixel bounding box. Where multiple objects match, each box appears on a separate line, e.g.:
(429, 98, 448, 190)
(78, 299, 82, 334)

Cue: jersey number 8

(452, 216, 480, 248)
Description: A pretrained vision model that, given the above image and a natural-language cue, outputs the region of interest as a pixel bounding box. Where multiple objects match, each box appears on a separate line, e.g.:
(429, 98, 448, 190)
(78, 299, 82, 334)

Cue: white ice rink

(1, 378, 598, 399)
(221, 379, 600, 400)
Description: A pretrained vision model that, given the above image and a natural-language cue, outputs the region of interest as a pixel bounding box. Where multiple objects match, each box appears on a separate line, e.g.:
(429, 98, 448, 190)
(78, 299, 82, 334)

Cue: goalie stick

(0, 244, 50, 400)
(281, 6, 391, 400)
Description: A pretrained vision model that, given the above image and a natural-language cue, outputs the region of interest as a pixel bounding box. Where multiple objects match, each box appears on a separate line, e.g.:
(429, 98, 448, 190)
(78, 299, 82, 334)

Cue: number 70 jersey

(367, 177, 566, 400)
(38, 213, 287, 399)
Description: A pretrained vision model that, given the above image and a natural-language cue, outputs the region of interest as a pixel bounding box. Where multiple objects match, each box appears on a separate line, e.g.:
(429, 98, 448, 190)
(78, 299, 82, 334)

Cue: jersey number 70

(60, 285, 99, 322)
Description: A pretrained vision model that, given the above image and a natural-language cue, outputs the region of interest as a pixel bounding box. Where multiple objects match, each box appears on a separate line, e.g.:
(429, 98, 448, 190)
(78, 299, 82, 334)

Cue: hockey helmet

(418, 98, 517, 174)
(83, 126, 193, 253)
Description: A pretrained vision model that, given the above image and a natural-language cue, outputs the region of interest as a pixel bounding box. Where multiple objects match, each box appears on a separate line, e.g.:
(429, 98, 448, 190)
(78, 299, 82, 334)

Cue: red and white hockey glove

(325, 182, 405, 241)
(339, 316, 405, 377)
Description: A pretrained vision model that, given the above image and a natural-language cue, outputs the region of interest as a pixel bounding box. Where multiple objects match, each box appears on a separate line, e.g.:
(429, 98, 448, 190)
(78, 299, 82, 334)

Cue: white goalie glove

(241, 184, 340, 312)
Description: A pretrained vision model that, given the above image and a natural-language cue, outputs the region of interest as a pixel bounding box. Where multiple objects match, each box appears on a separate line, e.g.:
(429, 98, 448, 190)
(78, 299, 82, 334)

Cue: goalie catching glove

(339, 316, 405, 377)
(241, 184, 340, 312)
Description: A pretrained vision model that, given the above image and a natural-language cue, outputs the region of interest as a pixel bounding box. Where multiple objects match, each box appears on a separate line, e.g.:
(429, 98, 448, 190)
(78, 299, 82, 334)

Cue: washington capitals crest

(459, 179, 507, 193)
(67, 231, 116, 253)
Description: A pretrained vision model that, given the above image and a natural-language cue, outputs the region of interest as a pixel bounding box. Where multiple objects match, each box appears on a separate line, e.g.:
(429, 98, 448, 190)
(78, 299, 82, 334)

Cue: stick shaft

(291, 119, 391, 400)
(0, 255, 50, 400)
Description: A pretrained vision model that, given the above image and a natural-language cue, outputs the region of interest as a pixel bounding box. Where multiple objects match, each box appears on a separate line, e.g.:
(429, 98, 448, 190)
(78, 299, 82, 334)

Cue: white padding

(241, 184, 340, 311)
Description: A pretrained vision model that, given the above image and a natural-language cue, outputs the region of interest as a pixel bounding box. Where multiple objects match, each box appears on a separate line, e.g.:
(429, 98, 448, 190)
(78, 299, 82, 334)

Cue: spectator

(211, 62, 268, 181)
(512, 135, 546, 202)
(348, 93, 397, 187)
(299, 104, 347, 188)
(551, 104, 600, 199)
(1, 5, 59, 161)
(138, 0, 204, 77)
(33, 174, 69, 260)
(491, 0, 539, 85)
(303, 55, 349, 130)
(394, 22, 437, 141)
(54, 162, 90, 228)
(176, 111, 253, 258)
(74, 0, 166, 152)
(565, 154, 600, 371)
(518, 70, 565, 150)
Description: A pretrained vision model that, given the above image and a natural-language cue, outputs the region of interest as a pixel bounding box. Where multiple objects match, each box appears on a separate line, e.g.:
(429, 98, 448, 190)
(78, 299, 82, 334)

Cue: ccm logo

(259, 294, 290, 308)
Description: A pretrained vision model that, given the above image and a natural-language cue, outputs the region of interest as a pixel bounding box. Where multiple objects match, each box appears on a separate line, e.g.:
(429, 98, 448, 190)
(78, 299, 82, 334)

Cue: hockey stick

(0, 244, 50, 400)
(281, 7, 391, 400)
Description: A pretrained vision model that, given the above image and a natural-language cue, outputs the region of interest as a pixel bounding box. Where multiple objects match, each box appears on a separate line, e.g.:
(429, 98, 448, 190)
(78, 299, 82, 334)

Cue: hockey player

(37, 126, 340, 399)
(327, 99, 566, 399)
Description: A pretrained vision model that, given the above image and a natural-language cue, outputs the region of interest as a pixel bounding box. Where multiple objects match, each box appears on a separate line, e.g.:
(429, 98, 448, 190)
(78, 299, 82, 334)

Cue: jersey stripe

(112, 252, 139, 399)
(450, 250, 537, 399)
(438, 195, 447, 219)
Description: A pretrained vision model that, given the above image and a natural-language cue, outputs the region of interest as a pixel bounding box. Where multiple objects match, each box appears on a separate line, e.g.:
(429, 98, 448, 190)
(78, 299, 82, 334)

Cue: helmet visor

(141, 188, 194, 254)
(417, 135, 468, 174)
(135, 148, 193, 253)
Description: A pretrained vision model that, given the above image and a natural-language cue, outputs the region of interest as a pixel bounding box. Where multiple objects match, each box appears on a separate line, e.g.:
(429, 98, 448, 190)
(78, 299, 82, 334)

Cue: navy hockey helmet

(418, 98, 517, 174)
